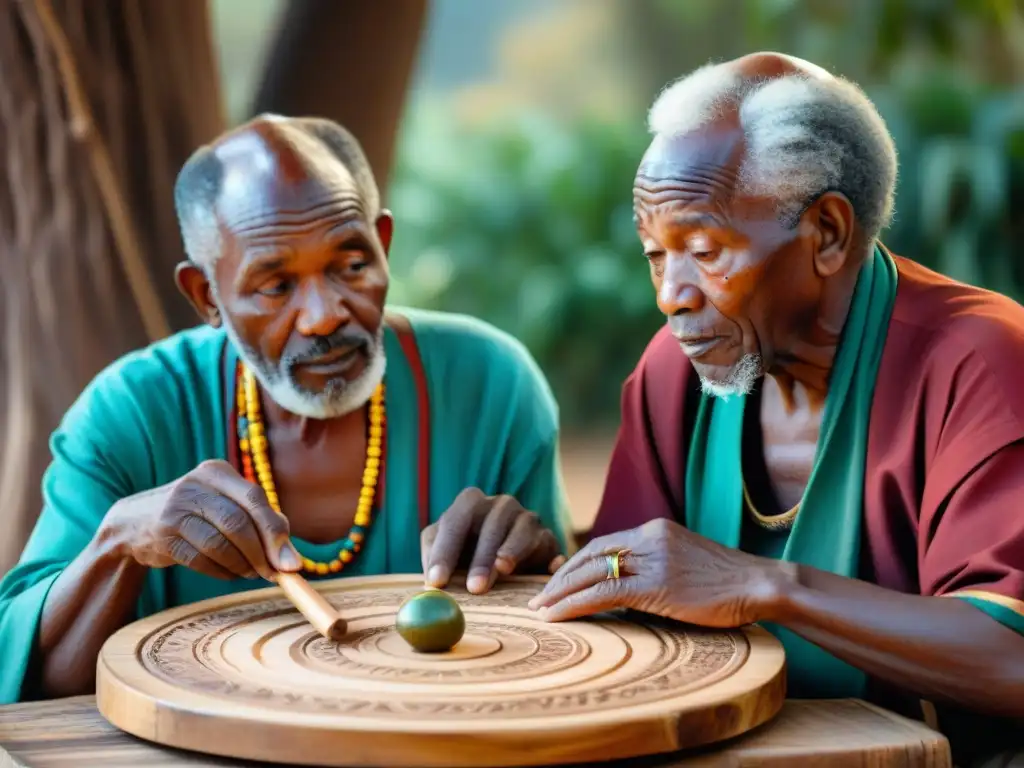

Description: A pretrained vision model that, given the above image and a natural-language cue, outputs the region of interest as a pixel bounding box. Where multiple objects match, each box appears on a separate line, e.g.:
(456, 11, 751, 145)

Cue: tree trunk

(0, 0, 226, 576)
(249, 0, 429, 194)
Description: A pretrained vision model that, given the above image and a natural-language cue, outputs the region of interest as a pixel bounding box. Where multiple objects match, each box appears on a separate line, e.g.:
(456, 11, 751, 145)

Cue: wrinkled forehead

(213, 121, 363, 232)
(633, 124, 786, 234)
(635, 124, 746, 191)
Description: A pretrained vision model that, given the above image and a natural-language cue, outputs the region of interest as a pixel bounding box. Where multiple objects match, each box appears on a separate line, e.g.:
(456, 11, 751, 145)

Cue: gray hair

(647, 61, 898, 241)
(173, 146, 224, 269)
(173, 115, 380, 269)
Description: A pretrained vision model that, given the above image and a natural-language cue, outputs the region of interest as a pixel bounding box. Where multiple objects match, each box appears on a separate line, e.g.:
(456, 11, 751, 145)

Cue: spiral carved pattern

(137, 580, 748, 719)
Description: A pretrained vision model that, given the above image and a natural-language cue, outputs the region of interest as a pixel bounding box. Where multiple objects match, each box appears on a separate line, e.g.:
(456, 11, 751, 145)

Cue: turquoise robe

(0, 307, 572, 704)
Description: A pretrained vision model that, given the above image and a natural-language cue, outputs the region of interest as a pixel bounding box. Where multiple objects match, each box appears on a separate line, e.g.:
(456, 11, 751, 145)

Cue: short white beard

(698, 353, 763, 399)
(218, 305, 386, 420)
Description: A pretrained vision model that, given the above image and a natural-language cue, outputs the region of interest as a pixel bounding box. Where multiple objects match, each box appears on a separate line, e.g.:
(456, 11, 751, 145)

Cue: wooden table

(0, 696, 951, 767)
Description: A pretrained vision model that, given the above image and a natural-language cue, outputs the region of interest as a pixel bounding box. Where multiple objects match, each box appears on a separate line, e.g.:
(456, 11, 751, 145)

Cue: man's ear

(375, 209, 394, 258)
(175, 261, 221, 327)
(805, 191, 856, 278)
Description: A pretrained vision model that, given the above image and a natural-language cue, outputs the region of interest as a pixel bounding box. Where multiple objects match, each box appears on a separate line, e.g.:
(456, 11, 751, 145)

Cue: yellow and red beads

(236, 363, 384, 576)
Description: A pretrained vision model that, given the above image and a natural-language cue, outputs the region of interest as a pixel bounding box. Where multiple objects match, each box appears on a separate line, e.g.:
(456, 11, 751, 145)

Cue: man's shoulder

(392, 306, 559, 429)
(891, 256, 1024, 368)
(888, 256, 1024, 428)
(76, 325, 226, 412)
(395, 306, 543, 378)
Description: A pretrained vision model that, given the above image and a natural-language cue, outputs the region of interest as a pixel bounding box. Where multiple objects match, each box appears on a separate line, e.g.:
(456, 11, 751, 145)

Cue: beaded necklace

(235, 361, 385, 576)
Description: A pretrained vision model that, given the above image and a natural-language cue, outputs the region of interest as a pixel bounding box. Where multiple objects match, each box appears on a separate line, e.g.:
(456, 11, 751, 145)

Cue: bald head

(174, 114, 380, 268)
(645, 51, 897, 242)
(730, 51, 833, 81)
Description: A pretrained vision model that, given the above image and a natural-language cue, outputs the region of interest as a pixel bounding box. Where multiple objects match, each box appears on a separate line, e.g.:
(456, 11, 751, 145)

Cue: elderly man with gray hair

(530, 53, 1024, 764)
(0, 114, 574, 707)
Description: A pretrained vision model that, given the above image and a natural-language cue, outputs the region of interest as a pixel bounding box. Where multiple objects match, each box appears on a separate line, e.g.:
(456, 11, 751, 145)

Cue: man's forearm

(38, 523, 147, 698)
(766, 564, 1024, 719)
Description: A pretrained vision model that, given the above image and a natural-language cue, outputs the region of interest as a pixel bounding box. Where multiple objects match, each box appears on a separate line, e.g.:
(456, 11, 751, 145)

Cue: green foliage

(643, 0, 1022, 85)
(876, 84, 1024, 298)
(387, 108, 661, 429)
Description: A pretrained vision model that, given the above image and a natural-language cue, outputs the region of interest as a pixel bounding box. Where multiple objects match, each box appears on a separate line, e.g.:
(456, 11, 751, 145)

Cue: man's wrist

(91, 501, 140, 566)
(747, 557, 801, 624)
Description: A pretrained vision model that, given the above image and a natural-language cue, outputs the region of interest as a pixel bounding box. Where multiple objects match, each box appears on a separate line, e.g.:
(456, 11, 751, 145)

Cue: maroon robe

(591, 255, 1024, 740)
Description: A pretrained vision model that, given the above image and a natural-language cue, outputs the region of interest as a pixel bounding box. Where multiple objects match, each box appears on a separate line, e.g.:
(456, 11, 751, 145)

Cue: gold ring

(605, 549, 629, 580)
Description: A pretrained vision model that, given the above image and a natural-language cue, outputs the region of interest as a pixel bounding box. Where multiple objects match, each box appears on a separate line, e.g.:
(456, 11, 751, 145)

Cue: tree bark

(249, 0, 429, 194)
(0, 0, 226, 576)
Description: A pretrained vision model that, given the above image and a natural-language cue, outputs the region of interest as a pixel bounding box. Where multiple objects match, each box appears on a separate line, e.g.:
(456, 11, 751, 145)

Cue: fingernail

(427, 565, 448, 586)
(494, 556, 514, 575)
(548, 555, 566, 573)
(467, 572, 489, 593)
(279, 544, 301, 571)
(536, 607, 551, 621)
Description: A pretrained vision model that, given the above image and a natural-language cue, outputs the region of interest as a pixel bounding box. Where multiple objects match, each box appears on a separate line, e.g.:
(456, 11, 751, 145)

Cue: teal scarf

(684, 246, 897, 698)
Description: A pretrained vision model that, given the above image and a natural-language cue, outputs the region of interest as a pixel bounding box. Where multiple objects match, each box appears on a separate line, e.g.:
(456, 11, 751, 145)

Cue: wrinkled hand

(528, 518, 789, 626)
(107, 459, 303, 580)
(421, 488, 566, 594)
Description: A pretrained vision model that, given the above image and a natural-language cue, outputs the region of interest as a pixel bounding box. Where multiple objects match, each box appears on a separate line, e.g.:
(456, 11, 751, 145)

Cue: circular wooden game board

(96, 575, 786, 767)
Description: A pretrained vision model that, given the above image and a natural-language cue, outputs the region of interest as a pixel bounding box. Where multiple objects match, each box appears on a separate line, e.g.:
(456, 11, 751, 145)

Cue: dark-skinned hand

(104, 459, 303, 580)
(527, 518, 790, 626)
(421, 487, 566, 594)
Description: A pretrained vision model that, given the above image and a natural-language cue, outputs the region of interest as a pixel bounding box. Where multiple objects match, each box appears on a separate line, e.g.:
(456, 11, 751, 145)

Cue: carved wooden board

(96, 575, 786, 767)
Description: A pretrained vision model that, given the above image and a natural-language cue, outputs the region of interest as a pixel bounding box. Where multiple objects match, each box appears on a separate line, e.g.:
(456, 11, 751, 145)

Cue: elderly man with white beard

(0, 115, 572, 705)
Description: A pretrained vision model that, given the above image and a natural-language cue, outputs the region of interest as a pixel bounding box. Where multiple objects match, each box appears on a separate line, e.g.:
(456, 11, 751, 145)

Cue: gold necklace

(742, 479, 799, 532)
(236, 362, 385, 575)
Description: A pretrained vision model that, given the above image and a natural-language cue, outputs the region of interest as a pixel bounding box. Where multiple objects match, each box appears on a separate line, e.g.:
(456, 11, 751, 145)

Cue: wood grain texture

(0, 696, 951, 767)
(94, 575, 787, 767)
(0, 0, 226, 578)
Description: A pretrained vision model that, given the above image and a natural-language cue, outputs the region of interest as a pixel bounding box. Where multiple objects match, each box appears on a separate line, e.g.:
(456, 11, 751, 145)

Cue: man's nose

(657, 254, 706, 316)
(294, 280, 350, 337)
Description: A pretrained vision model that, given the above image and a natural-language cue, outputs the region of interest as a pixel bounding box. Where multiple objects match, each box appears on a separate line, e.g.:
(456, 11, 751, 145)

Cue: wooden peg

(273, 572, 347, 640)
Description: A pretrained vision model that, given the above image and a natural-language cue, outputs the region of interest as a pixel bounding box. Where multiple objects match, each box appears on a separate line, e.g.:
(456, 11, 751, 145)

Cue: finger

(426, 489, 488, 587)
(492, 511, 542, 575)
(467, 496, 522, 593)
(526, 549, 597, 610)
(537, 578, 633, 623)
(495, 528, 561, 581)
(545, 532, 620, 580)
(165, 536, 237, 581)
(523, 528, 563, 573)
(420, 525, 438, 577)
(178, 512, 256, 579)
(196, 462, 300, 574)
(187, 491, 275, 580)
(528, 533, 635, 608)
(529, 554, 612, 609)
